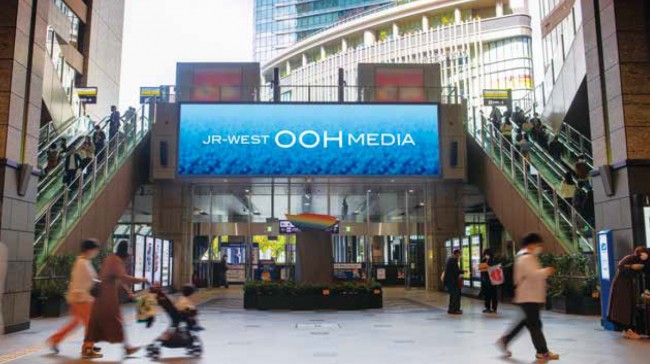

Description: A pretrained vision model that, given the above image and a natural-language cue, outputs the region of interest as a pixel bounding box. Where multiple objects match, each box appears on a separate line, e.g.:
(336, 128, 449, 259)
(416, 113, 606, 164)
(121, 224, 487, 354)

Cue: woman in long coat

(607, 246, 649, 339)
(84, 240, 148, 357)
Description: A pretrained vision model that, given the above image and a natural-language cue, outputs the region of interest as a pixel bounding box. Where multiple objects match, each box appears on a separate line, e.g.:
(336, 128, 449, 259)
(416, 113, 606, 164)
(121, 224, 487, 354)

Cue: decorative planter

(551, 296, 600, 315)
(30, 296, 42, 318)
(41, 297, 68, 317)
(243, 291, 258, 309)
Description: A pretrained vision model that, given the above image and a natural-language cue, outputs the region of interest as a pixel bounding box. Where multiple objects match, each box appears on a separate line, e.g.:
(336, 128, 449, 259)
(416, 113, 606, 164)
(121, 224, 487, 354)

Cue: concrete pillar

(0, 0, 48, 334)
(364, 30, 376, 45)
(496, 0, 504, 17)
(581, 0, 650, 259)
(320, 46, 326, 60)
(302, 53, 308, 67)
(422, 15, 430, 31)
(454, 8, 462, 24)
(285, 61, 291, 75)
(341, 38, 348, 53)
(392, 22, 400, 38)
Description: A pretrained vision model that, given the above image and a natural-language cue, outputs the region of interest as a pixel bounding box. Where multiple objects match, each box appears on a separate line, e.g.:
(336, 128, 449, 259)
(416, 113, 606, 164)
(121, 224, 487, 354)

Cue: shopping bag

(488, 264, 504, 286)
(136, 293, 158, 326)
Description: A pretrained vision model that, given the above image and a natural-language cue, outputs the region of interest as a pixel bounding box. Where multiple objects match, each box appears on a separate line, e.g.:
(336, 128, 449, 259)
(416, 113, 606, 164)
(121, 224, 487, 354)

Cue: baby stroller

(144, 287, 203, 359)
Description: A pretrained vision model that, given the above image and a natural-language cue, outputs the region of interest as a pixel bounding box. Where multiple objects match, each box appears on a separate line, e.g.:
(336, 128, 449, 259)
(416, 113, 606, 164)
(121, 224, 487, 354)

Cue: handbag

(488, 264, 505, 286)
(90, 280, 102, 297)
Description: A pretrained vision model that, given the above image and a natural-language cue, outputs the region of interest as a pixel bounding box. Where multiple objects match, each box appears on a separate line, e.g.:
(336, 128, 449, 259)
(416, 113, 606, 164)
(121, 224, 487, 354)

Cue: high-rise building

(254, 0, 399, 64)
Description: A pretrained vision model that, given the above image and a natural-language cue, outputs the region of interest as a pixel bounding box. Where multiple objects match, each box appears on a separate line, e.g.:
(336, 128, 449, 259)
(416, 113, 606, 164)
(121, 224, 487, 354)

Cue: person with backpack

(497, 233, 560, 361)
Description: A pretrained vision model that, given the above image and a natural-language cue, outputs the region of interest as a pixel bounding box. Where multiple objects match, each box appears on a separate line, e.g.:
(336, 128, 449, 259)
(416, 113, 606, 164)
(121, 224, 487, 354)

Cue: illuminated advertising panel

(145, 236, 154, 283)
(375, 68, 425, 102)
(153, 238, 162, 285)
(134, 235, 145, 291)
(162, 240, 171, 287)
(178, 103, 440, 176)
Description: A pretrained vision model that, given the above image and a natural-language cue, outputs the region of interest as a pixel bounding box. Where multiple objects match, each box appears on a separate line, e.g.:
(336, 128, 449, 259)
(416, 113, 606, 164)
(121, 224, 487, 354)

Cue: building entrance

(190, 178, 429, 288)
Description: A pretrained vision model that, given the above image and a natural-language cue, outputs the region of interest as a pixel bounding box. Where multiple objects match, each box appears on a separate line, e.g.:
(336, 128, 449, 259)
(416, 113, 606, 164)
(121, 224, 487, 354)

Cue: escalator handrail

(36, 116, 113, 211)
(38, 115, 98, 160)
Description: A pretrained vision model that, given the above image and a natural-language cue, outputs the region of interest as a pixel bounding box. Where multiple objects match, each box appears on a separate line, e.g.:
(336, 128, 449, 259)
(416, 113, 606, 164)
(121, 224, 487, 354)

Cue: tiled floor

(0, 288, 647, 363)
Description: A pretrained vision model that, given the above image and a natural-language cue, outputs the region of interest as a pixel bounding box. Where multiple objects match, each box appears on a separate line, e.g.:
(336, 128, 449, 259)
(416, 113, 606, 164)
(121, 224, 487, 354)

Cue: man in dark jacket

(444, 249, 464, 314)
(108, 105, 120, 149)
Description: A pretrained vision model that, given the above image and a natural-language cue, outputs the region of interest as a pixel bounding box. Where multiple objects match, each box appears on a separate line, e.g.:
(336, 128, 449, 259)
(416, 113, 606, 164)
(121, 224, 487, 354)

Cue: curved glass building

(254, 0, 400, 63)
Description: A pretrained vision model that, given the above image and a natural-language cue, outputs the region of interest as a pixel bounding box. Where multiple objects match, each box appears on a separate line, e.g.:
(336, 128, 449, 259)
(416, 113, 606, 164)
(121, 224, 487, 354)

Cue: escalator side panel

(52, 135, 151, 255)
(467, 137, 569, 254)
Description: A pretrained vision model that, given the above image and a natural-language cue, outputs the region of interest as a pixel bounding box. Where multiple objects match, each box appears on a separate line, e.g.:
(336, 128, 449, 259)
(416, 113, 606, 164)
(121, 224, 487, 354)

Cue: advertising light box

(178, 103, 440, 176)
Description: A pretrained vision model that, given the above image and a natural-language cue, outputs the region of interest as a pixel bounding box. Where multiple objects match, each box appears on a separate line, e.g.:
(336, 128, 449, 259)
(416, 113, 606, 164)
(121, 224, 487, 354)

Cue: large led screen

(178, 103, 440, 176)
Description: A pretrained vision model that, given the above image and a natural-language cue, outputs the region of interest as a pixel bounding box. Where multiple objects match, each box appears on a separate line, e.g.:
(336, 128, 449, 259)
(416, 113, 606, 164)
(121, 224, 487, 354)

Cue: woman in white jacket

(497, 233, 560, 361)
(47, 239, 102, 358)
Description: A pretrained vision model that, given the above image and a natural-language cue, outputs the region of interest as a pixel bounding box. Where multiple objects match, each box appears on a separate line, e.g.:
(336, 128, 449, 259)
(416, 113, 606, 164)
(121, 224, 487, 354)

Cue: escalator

(467, 124, 595, 254)
(33, 103, 154, 268)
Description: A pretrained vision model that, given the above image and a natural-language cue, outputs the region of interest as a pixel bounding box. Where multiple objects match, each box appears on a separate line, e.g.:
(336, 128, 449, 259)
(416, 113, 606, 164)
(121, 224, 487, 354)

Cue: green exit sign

(345, 226, 351, 232)
(266, 226, 272, 232)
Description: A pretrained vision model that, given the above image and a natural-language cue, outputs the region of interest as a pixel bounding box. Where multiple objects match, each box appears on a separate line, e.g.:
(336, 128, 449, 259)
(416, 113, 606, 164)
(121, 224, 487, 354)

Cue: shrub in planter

(543, 253, 600, 315)
(243, 281, 382, 310)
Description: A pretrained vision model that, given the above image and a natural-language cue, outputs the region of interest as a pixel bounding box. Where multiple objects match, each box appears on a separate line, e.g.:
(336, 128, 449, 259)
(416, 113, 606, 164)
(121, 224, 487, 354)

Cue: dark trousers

(503, 303, 549, 354)
(95, 144, 105, 163)
(64, 170, 77, 187)
(483, 284, 498, 311)
(446, 283, 461, 312)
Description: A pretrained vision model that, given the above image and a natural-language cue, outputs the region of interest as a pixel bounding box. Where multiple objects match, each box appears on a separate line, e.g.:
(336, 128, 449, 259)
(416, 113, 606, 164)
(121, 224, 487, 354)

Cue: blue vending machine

(597, 230, 616, 330)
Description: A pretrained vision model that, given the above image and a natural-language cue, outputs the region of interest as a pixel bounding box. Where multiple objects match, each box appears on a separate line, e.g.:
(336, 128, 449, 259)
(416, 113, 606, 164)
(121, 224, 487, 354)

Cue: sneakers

(496, 337, 512, 358)
(81, 349, 103, 359)
(447, 310, 463, 315)
(124, 346, 141, 357)
(535, 352, 560, 360)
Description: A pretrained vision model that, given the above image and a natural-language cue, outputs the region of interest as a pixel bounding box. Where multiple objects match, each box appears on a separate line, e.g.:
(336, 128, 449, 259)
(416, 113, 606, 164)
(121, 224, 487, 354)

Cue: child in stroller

(145, 285, 203, 359)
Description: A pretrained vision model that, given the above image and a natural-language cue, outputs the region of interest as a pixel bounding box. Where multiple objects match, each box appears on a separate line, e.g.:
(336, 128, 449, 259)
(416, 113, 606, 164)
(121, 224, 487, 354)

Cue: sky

(119, 0, 254, 109)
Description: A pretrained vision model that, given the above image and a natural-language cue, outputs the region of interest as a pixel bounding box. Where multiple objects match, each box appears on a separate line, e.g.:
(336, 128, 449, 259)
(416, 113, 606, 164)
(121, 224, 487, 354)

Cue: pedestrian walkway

(0, 287, 647, 363)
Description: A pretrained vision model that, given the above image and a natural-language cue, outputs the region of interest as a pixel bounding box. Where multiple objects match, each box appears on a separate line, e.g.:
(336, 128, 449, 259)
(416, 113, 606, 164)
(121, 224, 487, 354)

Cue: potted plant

(32, 254, 75, 317)
(544, 253, 600, 315)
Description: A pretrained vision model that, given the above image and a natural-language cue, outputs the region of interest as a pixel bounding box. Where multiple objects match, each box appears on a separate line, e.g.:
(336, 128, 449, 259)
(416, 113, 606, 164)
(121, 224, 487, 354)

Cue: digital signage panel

(178, 103, 440, 176)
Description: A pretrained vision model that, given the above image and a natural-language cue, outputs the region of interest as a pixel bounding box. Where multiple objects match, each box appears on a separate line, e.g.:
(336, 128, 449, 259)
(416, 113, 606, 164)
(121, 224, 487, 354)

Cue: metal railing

(556, 122, 593, 167)
(33, 102, 154, 263)
(38, 114, 99, 167)
(36, 115, 112, 215)
(469, 120, 595, 253)
(170, 84, 460, 104)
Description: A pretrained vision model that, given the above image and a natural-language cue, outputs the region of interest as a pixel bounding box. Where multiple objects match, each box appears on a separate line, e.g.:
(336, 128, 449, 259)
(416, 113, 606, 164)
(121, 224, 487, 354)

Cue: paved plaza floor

(0, 288, 647, 363)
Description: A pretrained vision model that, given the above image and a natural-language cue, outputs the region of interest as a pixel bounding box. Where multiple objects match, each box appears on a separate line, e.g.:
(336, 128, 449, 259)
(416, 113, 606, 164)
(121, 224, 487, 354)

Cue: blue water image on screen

(178, 103, 440, 176)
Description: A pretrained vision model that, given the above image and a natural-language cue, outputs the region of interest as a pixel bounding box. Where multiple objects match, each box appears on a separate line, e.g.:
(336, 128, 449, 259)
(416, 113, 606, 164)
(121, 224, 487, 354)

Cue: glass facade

(190, 179, 429, 287)
(254, 0, 396, 63)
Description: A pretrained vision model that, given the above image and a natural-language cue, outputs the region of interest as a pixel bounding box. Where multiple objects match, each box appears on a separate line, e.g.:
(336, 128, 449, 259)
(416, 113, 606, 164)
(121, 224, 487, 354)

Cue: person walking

(558, 172, 576, 214)
(92, 125, 106, 163)
(63, 146, 83, 188)
(443, 249, 464, 314)
(84, 240, 148, 358)
(79, 136, 95, 172)
(607, 246, 649, 339)
(498, 233, 560, 361)
(548, 136, 564, 161)
(47, 239, 102, 357)
(45, 144, 59, 174)
(108, 105, 121, 150)
(479, 249, 498, 313)
(217, 254, 229, 288)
